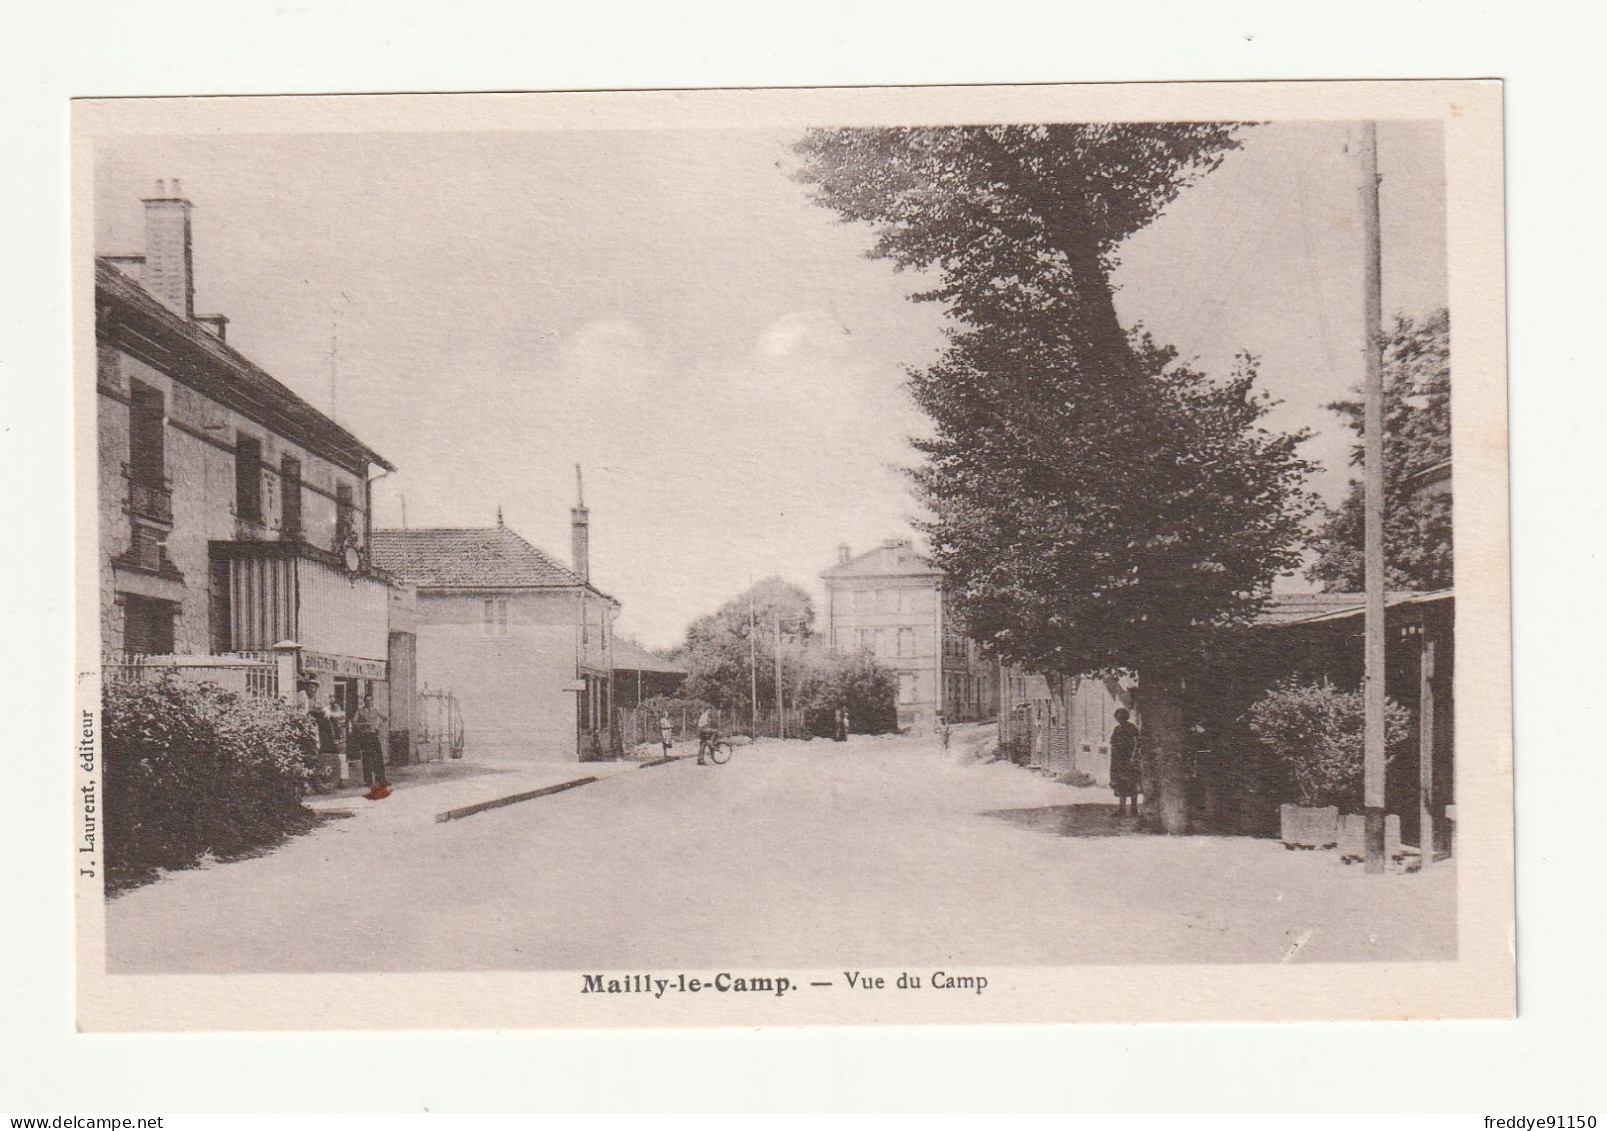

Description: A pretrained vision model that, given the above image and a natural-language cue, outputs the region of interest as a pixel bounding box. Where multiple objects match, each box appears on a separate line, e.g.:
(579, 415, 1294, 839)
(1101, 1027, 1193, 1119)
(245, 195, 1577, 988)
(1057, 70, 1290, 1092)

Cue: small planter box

(1279, 804, 1339, 850)
(1337, 813, 1404, 864)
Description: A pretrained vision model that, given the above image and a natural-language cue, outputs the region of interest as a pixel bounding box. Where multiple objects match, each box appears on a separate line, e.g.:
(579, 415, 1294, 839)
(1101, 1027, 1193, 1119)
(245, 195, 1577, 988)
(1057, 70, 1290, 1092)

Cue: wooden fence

(616, 704, 809, 750)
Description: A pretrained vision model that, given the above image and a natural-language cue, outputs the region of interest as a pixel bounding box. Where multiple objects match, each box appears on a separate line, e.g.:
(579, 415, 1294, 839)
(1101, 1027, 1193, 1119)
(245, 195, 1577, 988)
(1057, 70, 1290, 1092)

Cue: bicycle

(697, 732, 733, 765)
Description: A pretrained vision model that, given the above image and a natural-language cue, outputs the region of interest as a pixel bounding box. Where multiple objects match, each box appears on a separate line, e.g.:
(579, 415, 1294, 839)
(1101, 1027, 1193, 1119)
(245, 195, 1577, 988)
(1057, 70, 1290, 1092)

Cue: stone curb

(430, 755, 693, 823)
(434, 775, 599, 823)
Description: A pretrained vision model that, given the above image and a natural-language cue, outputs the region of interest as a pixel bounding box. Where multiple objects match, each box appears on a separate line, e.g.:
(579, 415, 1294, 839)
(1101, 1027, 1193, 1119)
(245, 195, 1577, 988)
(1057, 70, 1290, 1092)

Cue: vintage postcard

(72, 80, 1512, 1031)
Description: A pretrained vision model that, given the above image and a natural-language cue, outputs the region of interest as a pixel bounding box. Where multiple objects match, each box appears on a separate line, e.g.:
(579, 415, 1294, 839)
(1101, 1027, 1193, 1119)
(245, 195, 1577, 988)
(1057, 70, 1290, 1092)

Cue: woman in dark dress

(1109, 708, 1141, 817)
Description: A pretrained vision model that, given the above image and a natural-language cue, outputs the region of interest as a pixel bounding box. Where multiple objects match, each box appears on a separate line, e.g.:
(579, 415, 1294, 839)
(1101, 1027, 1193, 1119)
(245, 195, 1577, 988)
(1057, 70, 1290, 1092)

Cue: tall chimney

(141, 179, 194, 319)
(571, 464, 590, 584)
(837, 542, 851, 565)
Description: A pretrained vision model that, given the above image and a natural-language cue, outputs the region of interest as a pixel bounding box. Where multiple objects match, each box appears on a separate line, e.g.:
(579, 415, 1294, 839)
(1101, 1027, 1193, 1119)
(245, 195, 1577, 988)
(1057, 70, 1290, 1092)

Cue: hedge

(102, 678, 320, 887)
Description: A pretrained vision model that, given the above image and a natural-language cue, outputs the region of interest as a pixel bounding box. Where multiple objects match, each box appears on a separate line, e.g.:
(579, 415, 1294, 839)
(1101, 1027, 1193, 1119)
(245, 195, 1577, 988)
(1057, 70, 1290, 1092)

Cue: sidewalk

(303, 757, 642, 825)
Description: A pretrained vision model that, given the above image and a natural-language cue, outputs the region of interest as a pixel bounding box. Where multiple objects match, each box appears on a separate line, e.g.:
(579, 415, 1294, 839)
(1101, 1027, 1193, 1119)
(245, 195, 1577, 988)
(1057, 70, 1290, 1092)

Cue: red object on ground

(364, 784, 392, 801)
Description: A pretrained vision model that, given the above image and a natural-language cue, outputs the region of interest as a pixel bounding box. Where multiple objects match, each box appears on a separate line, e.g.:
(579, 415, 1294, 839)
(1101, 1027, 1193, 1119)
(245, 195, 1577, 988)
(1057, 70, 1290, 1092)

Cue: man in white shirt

(696, 707, 714, 766)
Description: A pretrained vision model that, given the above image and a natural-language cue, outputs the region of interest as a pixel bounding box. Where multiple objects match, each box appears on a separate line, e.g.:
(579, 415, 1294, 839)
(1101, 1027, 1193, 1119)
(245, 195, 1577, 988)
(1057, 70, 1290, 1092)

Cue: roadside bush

(103, 678, 319, 886)
(1245, 679, 1411, 810)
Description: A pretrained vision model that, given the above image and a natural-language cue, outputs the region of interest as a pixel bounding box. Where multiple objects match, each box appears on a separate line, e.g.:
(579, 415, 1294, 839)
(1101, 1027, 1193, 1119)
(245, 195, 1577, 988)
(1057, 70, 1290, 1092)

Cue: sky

(94, 121, 1445, 650)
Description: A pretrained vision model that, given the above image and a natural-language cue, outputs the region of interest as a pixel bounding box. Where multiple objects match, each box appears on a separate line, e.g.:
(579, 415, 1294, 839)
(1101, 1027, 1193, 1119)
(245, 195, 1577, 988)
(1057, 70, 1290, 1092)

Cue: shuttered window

(280, 456, 302, 537)
(128, 381, 165, 487)
(235, 433, 263, 522)
(483, 596, 509, 637)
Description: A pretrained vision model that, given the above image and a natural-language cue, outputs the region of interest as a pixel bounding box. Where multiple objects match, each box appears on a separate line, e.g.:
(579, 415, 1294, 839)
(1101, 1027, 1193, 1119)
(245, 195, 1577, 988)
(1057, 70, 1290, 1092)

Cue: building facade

(371, 511, 619, 762)
(997, 666, 1134, 785)
(820, 539, 998, 731)
(97, 182, 404, 743)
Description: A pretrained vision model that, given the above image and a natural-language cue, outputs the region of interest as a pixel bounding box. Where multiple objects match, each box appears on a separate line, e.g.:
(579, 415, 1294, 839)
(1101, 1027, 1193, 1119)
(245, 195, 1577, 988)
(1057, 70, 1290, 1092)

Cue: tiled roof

(820, 540, 943, 580)
(371, 527, 596, 592)
(611, 638, 687, 675)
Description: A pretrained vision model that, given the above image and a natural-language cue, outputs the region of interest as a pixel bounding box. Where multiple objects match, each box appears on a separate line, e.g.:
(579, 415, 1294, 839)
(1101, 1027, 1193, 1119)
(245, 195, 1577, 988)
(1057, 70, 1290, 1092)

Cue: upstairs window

(235, 433, 263, 522)
(128, 381, 166, 488)
(898, 627, 915, 657)
(280, 456, 303, 537)
(335, 480, 356, 546)
(483, 596, 509, 637)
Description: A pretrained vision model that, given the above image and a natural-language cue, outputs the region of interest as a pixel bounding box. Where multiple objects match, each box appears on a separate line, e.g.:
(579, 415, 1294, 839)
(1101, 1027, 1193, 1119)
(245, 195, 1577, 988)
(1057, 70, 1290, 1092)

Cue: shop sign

(300, 651, 387, 681)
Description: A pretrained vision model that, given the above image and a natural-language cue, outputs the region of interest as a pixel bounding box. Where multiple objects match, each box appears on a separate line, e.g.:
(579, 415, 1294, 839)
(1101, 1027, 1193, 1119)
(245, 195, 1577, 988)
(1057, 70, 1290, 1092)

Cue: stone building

(96, 181, 404, 740)
(371, 504, 619, 762)
(820, 539, 998, 731)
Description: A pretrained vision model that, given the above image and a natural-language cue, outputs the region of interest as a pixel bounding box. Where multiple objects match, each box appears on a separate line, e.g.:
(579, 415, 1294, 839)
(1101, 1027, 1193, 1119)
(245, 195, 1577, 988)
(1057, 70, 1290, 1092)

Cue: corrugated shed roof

(371, 527, 600, 593)
(1257, 589, 1454, 627)
(611, 638, 687, 675)
(820, 540, 943, 580)
(1255, 592, 1369, 626)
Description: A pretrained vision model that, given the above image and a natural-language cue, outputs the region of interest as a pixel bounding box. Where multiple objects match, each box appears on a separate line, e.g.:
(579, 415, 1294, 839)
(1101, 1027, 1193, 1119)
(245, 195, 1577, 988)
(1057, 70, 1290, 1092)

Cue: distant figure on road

(934, 713, 951, 753)
(696, 707, 714, 766)
(659, 711, 673, 756)
(1109, 708, 1141, 818)
(834, 706, 849, 742)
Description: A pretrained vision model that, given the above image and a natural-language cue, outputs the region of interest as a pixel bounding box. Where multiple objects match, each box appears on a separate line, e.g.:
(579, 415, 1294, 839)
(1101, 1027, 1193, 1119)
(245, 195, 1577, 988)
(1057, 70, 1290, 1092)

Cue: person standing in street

(696, 707, 715, 766)
(659, 710, 673, 757)
(326, 694, 349, 781)
(300, 680, 339, 791)
(834, 705, 849, 742)
(352, 692, 390, 798)
(1109, 708, 1141, 818)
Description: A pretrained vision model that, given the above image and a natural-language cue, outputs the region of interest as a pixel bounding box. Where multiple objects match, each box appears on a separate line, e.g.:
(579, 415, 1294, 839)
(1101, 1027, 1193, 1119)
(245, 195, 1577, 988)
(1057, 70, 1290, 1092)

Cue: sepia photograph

(71, 82, 1512, 1030)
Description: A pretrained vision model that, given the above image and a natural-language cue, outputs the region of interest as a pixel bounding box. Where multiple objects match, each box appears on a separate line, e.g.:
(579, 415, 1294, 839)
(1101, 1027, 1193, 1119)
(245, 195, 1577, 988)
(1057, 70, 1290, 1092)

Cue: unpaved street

(107, 731, 1455, 973)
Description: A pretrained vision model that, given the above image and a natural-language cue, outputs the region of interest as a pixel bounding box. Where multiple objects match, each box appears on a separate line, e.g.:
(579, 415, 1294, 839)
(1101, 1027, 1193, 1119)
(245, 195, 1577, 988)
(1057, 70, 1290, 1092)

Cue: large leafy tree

(678, 577, 897, 732)
(678, 578, 816, 713)
(796, 125, 1318, 832)
(1308, 309, 1452, 592)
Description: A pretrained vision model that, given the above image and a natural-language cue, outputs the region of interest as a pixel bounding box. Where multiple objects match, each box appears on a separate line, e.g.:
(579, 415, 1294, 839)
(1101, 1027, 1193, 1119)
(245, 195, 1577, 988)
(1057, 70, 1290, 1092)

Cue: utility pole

(775, 611, 785, 739)
(1360, 120, 1388, 874)
(748, 574, 758, 739)
(328, 320, 339, 419)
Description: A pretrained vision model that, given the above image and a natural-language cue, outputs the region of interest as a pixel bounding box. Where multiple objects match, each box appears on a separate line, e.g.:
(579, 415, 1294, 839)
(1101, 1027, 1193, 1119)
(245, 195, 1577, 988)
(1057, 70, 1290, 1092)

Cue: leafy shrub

(790, 647, 899, 736)
(1246, 679, 1411, 810)
(103, 678, 319, 886)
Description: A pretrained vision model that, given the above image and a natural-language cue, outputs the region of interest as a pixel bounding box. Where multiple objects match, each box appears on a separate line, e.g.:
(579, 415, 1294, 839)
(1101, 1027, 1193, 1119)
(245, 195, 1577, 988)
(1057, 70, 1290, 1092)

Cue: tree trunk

(1139, 678, 1190, 835)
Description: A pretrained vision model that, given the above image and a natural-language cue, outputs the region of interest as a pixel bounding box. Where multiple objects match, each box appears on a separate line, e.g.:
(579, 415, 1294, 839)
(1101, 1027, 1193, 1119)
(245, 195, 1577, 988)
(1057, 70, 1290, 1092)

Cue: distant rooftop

(372, 526, 611, 599)
(820, 538, 942, 581)
(611, 638, 687, 676)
